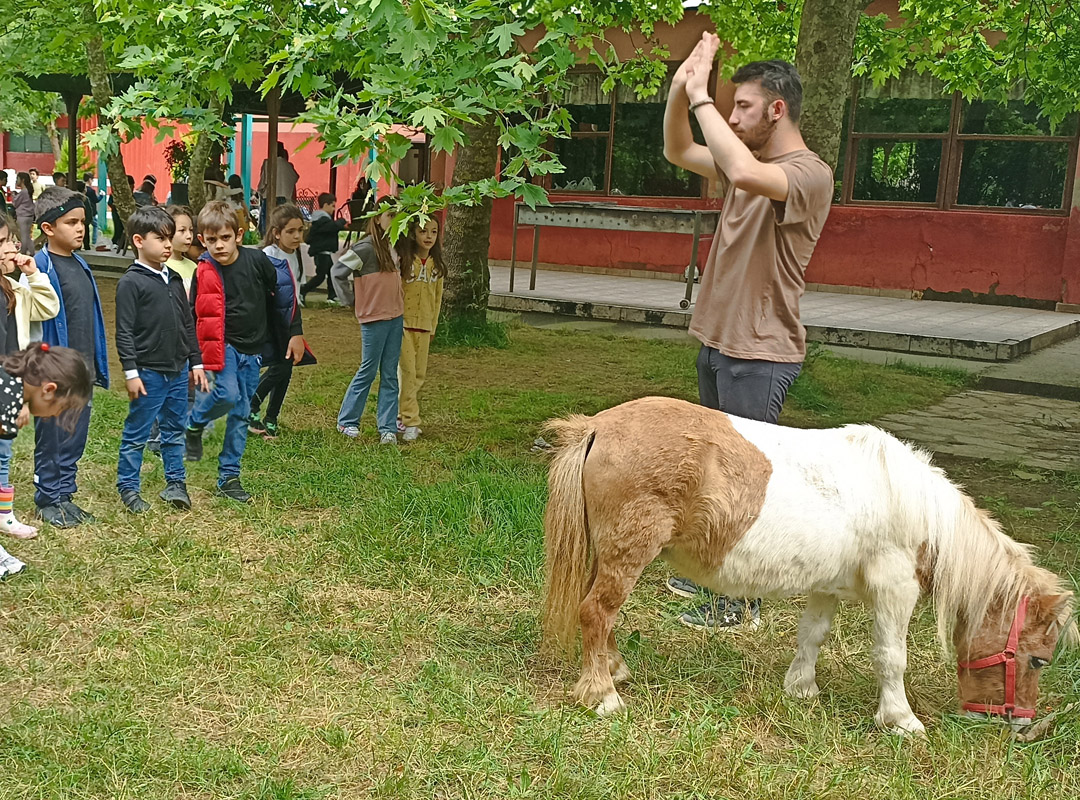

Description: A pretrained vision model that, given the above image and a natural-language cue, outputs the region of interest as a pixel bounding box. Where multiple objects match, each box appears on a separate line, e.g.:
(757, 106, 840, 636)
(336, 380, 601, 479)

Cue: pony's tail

(540, 415, 596, 658)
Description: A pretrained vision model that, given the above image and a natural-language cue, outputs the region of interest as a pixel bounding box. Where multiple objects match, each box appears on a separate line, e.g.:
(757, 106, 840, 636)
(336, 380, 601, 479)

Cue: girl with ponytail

(0, 342, 91, 575)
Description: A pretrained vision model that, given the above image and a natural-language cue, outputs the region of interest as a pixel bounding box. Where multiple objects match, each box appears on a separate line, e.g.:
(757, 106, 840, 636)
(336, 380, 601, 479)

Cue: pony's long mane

(871, 430, 1076, 650)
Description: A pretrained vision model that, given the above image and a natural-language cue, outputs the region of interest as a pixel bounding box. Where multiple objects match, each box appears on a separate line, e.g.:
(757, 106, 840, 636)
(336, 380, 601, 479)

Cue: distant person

(301, 192, 346, 306)
(133, 178, 157, 207)
(83, 172, 100, 246)
(111, 175, 136, 255)
(13, 173, 36, 255)
(0, 172, 9, 219)
(52, 172, 67, 189)
(226, 174, 251, 233)
(75, 181, 95, 250)
(256, 142, 300, 233)
(28, 169, 43, 200)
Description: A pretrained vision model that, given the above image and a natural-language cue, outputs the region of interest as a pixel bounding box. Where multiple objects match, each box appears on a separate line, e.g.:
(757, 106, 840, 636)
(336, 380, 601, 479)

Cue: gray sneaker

(667, 576, 701, 599)
(679, 597, 762, 631)
(379, 432, 398, 445)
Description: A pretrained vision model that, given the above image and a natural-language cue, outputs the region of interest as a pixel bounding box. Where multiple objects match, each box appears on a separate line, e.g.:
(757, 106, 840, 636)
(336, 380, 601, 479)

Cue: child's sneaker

(216, 477, 253, 504)
(120, 489, 151, 514)
(248, 414, 267, 435)
(262, 421, 279, 439)
(0, 549, 26, 578)
(402, 426, 420, 442)
(379, 432, 398, 445)
(338, 424, 360, 439)
(185, 426, 204, 461)
(397, 419, 406, 433)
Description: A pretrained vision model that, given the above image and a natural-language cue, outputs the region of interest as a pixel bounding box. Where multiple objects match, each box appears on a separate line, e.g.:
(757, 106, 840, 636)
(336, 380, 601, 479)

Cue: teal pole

(240, 114, 253, 202)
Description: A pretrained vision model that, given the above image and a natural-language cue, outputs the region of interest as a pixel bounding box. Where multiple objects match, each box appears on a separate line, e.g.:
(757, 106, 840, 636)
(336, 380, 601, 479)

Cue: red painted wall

(812, 207, 1070, 301)
(487, 196, 1078, 303)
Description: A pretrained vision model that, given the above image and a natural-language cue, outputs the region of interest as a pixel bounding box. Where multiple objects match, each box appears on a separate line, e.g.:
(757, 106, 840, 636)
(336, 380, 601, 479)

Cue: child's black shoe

(159, 482, 192, 511)
(216, 478, 252, 504)
(185, 427, 204, 461)
(120, 490, 151, 514)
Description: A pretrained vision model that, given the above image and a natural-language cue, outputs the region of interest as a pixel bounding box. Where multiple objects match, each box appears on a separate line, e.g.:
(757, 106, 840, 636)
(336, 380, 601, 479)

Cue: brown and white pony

(541, 397, 1076, 734)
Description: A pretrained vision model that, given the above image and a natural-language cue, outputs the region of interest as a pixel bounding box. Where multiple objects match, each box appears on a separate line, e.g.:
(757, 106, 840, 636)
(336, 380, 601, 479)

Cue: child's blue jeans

(117, 367, 189, 493)
(190, 345, 262, 485)
(337, 316, 403, 435)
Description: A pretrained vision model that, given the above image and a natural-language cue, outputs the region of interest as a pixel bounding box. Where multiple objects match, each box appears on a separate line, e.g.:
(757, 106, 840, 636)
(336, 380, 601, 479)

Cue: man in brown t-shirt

(662, 32, 834, 630)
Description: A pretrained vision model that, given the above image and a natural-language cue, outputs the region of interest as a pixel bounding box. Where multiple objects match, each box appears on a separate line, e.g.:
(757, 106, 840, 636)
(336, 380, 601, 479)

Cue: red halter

(956, 595, 1037, 720)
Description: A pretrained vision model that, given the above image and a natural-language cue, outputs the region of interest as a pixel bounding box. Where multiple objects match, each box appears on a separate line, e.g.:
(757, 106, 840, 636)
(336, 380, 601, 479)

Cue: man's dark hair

(732, 60, 803, 123)
(318, 192, 336, 208)
(52, 172, 67, 185)
(129, 205, 176, 241)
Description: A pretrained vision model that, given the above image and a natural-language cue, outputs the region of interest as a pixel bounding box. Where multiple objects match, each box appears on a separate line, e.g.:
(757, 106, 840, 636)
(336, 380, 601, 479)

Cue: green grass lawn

(2, 292, 1077, 799)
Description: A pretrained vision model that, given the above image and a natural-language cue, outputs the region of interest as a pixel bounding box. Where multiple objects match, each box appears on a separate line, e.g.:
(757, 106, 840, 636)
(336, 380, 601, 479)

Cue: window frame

(839, 86, 1080, 216)
(544, 65, 713, 200)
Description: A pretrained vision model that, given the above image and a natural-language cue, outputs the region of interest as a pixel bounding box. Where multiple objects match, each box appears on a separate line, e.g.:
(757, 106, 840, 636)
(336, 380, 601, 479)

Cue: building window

(8, 129, 51, 153)
(548, 68, 704, 198)
(840, 76, 1079, 213)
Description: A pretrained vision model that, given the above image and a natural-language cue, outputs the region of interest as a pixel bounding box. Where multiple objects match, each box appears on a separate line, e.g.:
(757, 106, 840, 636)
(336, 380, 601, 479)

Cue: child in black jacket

(300, 192, 346, 305)
(115, 206, 208, 513)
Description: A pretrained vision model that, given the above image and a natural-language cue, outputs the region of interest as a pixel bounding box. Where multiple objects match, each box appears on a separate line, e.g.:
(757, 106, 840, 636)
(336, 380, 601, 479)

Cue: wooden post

(329, 159, 338, 197)
(63, 92, 80, 189)
(267, 85, 281, 221)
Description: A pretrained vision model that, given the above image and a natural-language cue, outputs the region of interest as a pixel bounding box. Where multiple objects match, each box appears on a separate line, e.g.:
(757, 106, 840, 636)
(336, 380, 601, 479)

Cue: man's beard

(735, 114, 778, 154)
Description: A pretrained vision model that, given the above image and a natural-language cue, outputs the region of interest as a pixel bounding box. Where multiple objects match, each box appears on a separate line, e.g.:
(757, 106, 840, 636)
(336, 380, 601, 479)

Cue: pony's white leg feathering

(784, 593, 840, 699)
(867, 553, 925, 735)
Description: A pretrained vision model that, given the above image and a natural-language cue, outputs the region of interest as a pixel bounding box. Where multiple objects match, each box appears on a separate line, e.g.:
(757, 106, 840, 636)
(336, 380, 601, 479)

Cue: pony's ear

(1037, 593, 1078, 651)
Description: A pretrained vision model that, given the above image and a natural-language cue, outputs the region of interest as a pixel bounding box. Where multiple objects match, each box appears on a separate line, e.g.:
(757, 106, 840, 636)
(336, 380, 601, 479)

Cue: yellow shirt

(402, 256, 444, 333)
(166, 255, 198, 293)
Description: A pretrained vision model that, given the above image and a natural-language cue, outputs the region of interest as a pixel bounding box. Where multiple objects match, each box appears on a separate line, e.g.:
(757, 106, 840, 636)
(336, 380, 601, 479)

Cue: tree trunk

(794, 0, 865, 172)
(442, 119, 499, 325)
(46, 121, 62, 162)
(187, 98, 224, 218)
(83, 17, 135, 239)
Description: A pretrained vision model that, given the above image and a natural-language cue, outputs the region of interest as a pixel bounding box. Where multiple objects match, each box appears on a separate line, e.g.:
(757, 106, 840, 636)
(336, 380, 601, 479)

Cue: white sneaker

(337, 424, 360, 439)
(402, 426, 420, 442)
(379, 432, 398, 445)
(0, 549, 26, 577)
(1, 512, 38, 540)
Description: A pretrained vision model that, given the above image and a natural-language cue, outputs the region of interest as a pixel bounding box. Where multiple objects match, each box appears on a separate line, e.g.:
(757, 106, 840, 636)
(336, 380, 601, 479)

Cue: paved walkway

(878, 391, 1080, 472)
(488, 266, 1080, 362)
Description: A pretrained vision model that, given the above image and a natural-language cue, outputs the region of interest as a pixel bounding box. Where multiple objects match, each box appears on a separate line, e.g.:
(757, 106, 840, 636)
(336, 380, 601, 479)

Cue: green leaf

(518, 183, 549, 210)
(430, 125, 465, 153)
(487, 21, 525, 55)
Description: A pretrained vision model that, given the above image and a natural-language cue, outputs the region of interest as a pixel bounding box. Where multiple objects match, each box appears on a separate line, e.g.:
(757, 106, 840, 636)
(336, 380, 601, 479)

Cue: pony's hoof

(611, 662, 631, 685)
(595, 691, 627, 716)
(783, 676, 820, 699)
(878, 713, 926, 737)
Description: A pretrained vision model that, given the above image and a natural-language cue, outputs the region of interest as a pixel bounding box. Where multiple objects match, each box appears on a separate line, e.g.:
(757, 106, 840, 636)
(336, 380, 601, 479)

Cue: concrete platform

(488, 266, 1080, 362)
